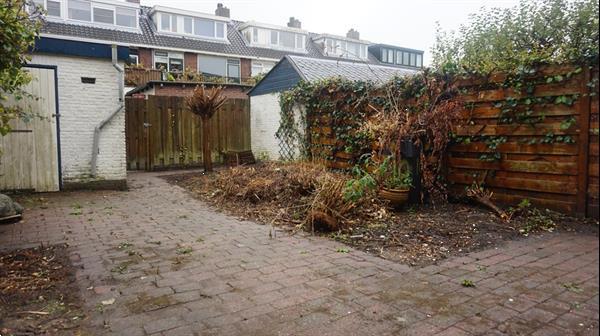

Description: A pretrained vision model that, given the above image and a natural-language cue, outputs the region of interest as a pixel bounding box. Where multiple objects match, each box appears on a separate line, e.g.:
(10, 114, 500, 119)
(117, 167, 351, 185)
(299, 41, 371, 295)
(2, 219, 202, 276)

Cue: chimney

(215, 3, 230, 18)
(287, 17, 302, 29)
(346, 28, 360, 40)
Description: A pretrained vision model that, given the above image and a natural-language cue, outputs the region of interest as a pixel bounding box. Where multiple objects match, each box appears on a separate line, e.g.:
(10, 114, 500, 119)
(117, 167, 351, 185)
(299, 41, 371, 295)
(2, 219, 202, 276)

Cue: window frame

(153, 50, 185, 73)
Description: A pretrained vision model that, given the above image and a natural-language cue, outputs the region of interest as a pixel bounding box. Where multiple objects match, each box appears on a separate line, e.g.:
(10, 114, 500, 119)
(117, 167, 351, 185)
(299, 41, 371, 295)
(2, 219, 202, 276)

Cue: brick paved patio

(1, 171, 598, 335)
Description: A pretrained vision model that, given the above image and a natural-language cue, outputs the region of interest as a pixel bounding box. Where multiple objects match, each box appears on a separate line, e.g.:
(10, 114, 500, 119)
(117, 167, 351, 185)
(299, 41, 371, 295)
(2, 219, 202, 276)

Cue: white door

(0, 66, 60, 192)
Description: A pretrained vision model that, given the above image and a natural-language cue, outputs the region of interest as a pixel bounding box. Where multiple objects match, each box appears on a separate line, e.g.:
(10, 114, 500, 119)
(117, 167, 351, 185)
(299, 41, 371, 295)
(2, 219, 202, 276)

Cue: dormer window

(240, 22, 307, 53)
(153, 6, 228, 41)
(377, 46, 423, 68)
(316, 35, 369, 60)
(35, 0, 139, 30)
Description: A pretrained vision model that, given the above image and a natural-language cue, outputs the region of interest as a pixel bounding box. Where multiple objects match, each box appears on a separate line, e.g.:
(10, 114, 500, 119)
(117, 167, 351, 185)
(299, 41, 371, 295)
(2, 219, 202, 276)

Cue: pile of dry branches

(166, 162, 387, 232)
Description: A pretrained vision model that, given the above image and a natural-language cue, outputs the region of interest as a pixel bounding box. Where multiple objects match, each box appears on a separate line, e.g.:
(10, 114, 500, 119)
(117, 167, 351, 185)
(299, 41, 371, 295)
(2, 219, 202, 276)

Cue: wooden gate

(0, 66, 60, 192)
(125, 96, 250, 170)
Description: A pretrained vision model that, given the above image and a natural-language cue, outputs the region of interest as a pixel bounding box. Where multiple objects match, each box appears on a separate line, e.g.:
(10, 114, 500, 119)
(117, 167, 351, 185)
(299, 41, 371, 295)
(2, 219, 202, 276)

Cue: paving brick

(2, 171, 597, 336)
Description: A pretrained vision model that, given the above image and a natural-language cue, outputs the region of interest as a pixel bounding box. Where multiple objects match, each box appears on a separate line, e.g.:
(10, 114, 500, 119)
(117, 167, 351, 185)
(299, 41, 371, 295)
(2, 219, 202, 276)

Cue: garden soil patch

(163, 163, 598, 266)
(0, 244, 85, 335)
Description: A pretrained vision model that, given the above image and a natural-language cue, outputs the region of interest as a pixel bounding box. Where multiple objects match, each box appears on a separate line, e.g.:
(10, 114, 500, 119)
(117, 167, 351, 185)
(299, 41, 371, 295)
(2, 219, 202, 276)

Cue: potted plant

(343, 155, 412, 207)
(375, 157, 412, 207)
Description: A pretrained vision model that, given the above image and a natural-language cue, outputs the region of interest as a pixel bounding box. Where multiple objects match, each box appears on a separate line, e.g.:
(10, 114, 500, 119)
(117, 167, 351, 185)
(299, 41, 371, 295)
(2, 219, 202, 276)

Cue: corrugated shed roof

(287, 55, 417, 84)
(40, 6, 422, 66)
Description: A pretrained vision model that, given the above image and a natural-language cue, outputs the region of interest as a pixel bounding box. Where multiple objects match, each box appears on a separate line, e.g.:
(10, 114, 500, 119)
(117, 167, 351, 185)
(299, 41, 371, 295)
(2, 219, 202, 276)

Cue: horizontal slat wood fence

(304, 64, 598, 218)
(125, 96, 250, 171)
(448, 65, 598, 218)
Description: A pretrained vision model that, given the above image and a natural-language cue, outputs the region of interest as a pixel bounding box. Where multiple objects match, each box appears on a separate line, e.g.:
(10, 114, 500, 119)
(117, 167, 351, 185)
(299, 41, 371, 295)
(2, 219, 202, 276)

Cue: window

(347, 42, 360, 58)
(154, 51, 184, 72)
(47, 0, 61, 16)
(326, 39, 335, 54)
(169, 57, 183, 72)
(69, 0, 91, 21)
(198, 55, 227, 77)
(183, 17, 192, 34)
(116, 7, 136, 28)
(410, 53, 416, 66)
(387, 49, 394, 63)
(381, 49, 387, 62)
(296, 35, 303, 49)
(171, 14, 178, 32)
(154, 51, 168, 70)
(403, 52, 409, 65)
(252, 28, 258, 42)
(93, 7, 113, 24)
(227, 59, 240, 83)
(270, 30, 278, 45)
(128, 54, 139, 66)
(280, 32, 295, 49)
(194, 18, 214, 37)
(161, 13, 171, 31)
(396, 51, 402, 64)
(416, 54, 423, 67)
(216, 22, 225, 38)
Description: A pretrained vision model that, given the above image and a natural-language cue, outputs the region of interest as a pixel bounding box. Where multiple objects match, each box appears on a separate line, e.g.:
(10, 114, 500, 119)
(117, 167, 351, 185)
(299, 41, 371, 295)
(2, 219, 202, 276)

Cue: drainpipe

(91, 45, 124, 177)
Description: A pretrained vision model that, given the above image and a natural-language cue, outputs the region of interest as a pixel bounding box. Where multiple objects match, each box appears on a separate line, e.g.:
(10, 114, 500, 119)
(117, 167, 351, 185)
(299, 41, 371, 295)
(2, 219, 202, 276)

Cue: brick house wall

(241, 58, 252, 79)
(30, 53, 127, 188)
(138, 48, 153, 68)
(184, 53, 198, 72)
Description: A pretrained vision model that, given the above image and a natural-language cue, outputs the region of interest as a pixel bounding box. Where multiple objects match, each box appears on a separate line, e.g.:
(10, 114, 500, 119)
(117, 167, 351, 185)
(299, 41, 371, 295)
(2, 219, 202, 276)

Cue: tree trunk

(202, 116, 212, 172)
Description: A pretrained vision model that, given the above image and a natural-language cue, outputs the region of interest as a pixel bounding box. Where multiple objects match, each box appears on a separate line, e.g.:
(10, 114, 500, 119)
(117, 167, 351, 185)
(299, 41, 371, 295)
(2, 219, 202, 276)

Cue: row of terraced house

(0, 0, 423, 192)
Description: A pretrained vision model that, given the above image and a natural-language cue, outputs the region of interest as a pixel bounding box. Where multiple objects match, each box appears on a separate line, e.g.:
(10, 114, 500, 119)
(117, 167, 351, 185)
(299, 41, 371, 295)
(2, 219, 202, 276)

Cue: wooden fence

(448, 65, 598, 218)
(125, 96, 250, 171)
(302, 64, 598, 218)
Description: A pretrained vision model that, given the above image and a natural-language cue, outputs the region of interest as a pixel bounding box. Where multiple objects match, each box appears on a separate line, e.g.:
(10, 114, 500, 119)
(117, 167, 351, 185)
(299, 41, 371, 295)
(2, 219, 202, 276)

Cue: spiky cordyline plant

(186, 85, 227, 172)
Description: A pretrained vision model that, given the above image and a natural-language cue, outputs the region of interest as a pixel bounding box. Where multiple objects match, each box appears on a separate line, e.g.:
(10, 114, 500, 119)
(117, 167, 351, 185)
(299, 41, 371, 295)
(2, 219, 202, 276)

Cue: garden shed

(247, 55, 417, 160)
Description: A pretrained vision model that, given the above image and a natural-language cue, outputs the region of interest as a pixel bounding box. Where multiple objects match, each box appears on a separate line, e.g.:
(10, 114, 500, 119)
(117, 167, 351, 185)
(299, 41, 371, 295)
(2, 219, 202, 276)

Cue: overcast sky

(142, 0, 522, 65)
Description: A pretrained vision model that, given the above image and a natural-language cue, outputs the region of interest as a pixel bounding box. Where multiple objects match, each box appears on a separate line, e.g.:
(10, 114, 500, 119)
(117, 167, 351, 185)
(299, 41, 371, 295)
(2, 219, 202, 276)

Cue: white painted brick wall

(30, 54, 126, 183)
(250, 93, 281, 160)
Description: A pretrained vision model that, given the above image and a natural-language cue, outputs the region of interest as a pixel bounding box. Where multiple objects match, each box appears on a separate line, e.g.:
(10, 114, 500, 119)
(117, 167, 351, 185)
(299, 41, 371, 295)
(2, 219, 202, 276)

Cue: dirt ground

(0, 244, 84, 335)
(164, 163, 599, 266)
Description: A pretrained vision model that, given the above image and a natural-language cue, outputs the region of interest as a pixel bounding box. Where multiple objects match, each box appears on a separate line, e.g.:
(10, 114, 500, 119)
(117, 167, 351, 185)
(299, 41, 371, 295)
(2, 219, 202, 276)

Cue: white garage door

(0, 66, 60, 192)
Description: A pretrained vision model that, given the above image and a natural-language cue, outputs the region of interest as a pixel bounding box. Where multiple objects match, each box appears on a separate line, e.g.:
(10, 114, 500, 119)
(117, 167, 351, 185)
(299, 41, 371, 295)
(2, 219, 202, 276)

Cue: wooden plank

(455, 64, 581, 87)
(448, 157, 578, 175)
(449, 184, 577, 214)
(448, 171, 577, 195)
(453, 123, 578, 136)
(450, 142, 578, 155)
(577, 67, 591, 215)
(459, 103, 580, 120)
(461, 80, 581, 103)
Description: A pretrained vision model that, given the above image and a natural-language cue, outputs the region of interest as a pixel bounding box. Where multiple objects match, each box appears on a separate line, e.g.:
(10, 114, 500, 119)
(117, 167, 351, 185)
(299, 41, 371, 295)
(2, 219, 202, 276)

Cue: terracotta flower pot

(379, 187, 410, 207)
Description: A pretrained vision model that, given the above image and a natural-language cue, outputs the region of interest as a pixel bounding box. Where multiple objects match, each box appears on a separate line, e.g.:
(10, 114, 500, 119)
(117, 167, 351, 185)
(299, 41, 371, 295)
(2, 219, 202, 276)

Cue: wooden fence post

(576, 66, 591, 216)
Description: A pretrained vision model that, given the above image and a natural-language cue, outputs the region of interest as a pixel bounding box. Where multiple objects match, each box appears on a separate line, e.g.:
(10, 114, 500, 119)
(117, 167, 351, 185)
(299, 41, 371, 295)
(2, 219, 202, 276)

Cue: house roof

(40, 6, 422, 66)
(248, 55, 417, 96)
(286, 55, 416, 83)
